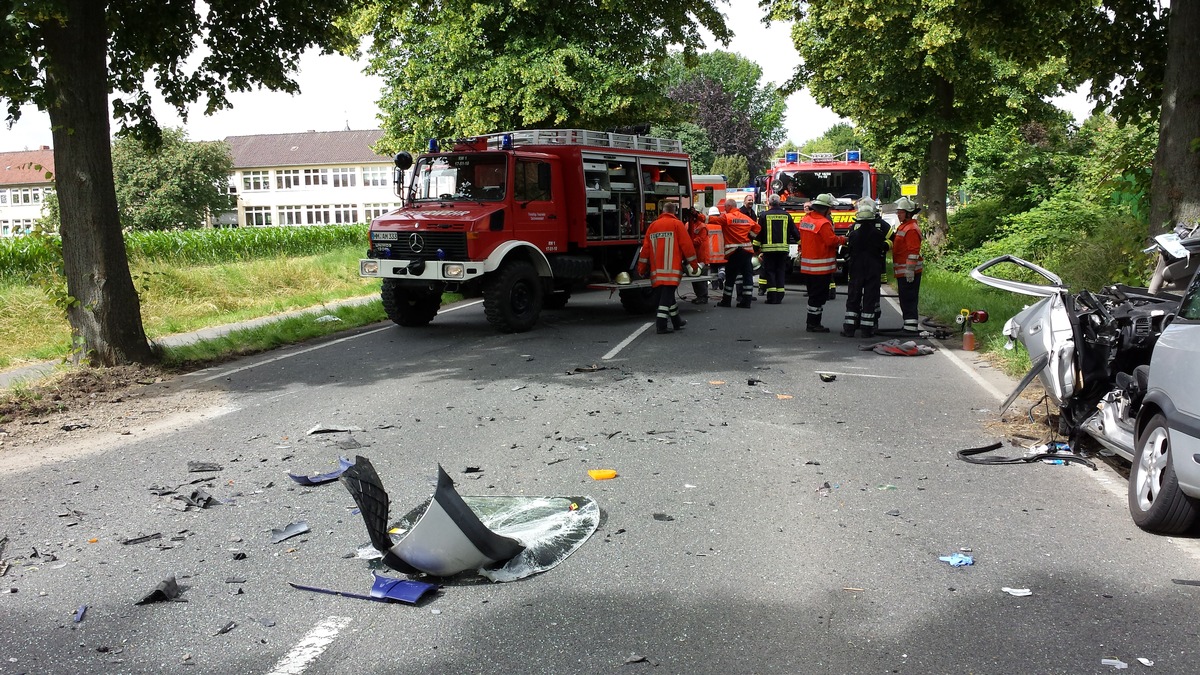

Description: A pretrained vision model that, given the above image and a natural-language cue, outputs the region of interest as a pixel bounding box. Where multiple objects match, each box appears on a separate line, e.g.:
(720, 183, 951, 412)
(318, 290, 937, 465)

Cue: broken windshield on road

(414, 153, 508, 202)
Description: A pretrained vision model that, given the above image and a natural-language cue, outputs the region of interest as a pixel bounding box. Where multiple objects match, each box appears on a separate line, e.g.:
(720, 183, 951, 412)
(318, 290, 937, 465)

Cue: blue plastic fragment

(73, 605, 87, 623)
(288, 457, 355, 486)
(370, 572, 440, 604)
(938, 553, 974, 567)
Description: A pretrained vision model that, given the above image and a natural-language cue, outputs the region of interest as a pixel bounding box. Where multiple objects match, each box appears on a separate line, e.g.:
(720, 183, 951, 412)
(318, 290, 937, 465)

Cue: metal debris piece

(288, 457, 354, 486)
(135, 576, 181, 605)
(652, 513, 675, 522)
(1171, 578, 1200, 586)
(121, 533, 163, 546)
(215, 620, 236, 636)
(187, 461, 222, 473)
(225, 577, 246, 584)
(73, 605, 87, 623)
(885, 509, 901, 517)
(624, 654, 649, 665)
(818, 373, 836, 382)
(306, 424, 363, 435)
(256, 617, 276, 627)
(1100, 658, 1128, 669)
(270, 521, 310, 544)
(1001, 587, 1032, 597)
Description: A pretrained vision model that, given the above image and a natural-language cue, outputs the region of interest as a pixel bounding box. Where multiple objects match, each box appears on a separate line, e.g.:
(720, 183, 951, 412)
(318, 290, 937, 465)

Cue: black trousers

(897, 273, 922, 332)
(656, 284, 683, 329)
(844, 265, 883, 330)
(722, 249, 754, 302)
(762, 251, 789, 295)
(804, 273, 832, 326)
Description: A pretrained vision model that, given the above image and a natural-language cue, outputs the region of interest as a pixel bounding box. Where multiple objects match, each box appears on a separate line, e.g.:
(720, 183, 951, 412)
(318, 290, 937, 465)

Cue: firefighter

(739, 195, 768, 298)
(690, 206, 727, 304)
(756, 193, 799, 304)
(798, 193, 846, 332)
(717, 198, 761, 308)
(892, 196, 924, 334)
(637, 202, 699, 334)
(841, 199, 889, 337)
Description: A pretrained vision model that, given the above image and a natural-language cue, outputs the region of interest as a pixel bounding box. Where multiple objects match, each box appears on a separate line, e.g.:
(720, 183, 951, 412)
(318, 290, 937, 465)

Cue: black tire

(619, 287, 657, 314)
(381, 279, 441, 327)
(484, 260, 543, 332)
(1128, 414, 1199, 534)
(544, 289, 570, 310)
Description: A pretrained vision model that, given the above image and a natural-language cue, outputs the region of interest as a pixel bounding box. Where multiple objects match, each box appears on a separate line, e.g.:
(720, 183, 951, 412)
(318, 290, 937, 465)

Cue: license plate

(371, 231, 399, 241)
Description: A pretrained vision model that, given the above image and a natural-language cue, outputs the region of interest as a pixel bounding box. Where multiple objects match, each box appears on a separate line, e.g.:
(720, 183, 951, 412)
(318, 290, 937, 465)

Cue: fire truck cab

(755, 149, 899, 278)
(359, 129, 695, 332)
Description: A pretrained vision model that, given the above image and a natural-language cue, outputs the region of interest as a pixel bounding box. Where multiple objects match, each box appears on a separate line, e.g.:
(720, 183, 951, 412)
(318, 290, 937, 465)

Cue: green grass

(919, 265, 1035, 376)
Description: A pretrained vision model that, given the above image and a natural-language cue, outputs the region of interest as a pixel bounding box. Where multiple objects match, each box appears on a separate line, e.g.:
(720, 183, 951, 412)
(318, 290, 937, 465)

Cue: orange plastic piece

(588, 469, 618, 480)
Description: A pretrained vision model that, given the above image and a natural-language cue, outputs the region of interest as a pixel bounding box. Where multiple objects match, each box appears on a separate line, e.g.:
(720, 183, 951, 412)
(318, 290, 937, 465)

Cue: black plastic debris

(805, 460, 821, 466)
(256, 617, 276, 628)
(73, 605, 87, 623)
(885, 509, 901, 517)
(572, 365, 609, 373)
(463, 467, 483, 474)
(147, 485, 175, 496)
(336, 437, 363, 451)
(271, 521, 310, 544)
(819, 373, 837, 382)
(187, 461, 222, 473)
(1172, 579, 1200, 586)
(178, 489, 216, 509)
(135, 576, 182, 605)
(231, 552, 247, 561)
(957, 441, 1097, 470)
(121, 533, 162, 546)
(30, 547, 58, 562)
(215, 620, 236, 636)
(61, 422, 90, 432)
(225, 577, 246, 584)
(288, 457, 354, 486)
(306, 424, 363, 435)
(652, 513, 675, 522)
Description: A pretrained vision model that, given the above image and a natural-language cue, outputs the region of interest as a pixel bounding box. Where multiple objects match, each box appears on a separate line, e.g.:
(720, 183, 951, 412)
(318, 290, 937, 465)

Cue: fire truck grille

(376, 233, 469, 261)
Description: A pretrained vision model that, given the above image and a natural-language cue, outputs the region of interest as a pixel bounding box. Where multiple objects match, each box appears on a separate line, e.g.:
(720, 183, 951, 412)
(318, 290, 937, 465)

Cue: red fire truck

(754, 150, 899, 277)
(359, 129, 698, 332)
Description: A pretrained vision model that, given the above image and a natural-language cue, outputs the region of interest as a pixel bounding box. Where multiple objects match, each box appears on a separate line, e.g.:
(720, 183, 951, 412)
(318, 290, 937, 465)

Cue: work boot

(840, 327, 856, 337)
(806, 324, 830, 333)
(758, 286, 767, 296)
(691, 297, 708, 305)
(656, 318, 671, 334)
(860, 329, 875, 338)
(672, 318, 687, 330)
(716, 299, 732, 308)
(736, 299, 753, 309)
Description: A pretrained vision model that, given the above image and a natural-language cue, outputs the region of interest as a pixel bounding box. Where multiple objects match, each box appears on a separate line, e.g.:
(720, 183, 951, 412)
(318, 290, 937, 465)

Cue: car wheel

(483, 260, 543, 332)
(1128, 413, 1199, 534)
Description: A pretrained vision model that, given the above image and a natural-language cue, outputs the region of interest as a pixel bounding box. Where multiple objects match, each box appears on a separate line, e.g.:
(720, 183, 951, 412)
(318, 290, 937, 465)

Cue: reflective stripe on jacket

(722, 209, 761, 254)
(892, 219, 924, 277)
(692, 221, 727, 264)
(636, 214, 698, 287)
(758, 207, 796, 253)
(798, 211, 843, 275)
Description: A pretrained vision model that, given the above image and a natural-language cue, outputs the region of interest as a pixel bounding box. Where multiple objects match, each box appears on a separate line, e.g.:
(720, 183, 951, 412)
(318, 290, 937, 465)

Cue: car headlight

(360, 260, 380, 276)
(442, 263, 465, 279)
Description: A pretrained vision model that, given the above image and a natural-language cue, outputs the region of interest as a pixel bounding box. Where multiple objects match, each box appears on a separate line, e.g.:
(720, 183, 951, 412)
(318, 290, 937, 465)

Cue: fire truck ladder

(479, 129, 683, 153)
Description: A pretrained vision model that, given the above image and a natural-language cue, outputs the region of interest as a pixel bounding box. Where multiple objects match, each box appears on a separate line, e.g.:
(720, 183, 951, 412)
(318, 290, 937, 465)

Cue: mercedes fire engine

(755, 150, 899, 277)
(359, 129, 698, 332)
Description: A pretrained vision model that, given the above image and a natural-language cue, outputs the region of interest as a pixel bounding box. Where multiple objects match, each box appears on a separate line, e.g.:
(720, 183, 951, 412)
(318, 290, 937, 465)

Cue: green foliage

(711, 155, 749, 189)
(920, 266, 1034, 376)
(357, 0, 731, 153)
(960, 111, 1084, 209)
(0, 234, 63, 284)
(651, 122, 714, 173)
(798, 123, 874, 160)
(112, 128, 234, 231)
(942, 198, 1015, 253)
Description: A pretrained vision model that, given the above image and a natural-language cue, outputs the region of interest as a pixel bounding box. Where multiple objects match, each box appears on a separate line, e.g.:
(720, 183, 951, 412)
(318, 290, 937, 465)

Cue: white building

(225, 129, 401, 228)
(0, 147, 55, 237)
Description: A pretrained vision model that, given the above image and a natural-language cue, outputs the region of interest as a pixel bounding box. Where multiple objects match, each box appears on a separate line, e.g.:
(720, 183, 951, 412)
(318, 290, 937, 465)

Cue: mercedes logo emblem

(409, 233, 425, 253)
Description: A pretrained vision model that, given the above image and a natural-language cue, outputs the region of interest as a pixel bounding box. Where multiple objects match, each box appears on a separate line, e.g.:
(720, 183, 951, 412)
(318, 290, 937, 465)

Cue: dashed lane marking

(266, 616, 353, 675)
(602, 322, 654, 360)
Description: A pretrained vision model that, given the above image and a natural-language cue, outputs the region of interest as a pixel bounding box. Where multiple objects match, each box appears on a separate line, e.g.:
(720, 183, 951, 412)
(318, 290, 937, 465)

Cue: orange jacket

(637, 213, 698, 287)
(691, 219, 727, 264)
(721, 207, 761, 254)
(892, 218, 924, 277)
(798, 211, 844, 275)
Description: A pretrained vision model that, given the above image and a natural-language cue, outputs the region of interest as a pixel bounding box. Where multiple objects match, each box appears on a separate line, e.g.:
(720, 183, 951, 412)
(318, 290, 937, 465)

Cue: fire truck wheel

(484, 260, 544, 332)
(618, 287, 657, 315)
(381, 280, 442, 327)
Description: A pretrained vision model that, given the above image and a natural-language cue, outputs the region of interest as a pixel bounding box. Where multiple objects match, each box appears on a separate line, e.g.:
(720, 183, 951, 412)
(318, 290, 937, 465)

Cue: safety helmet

(615, 272, 632, 285)
(894, 196, 918, 212)
(708, 206, 720, 216)
(812, 193, 836, 208)
(855, 203, 877, 220)
(751, 255, 762, 271)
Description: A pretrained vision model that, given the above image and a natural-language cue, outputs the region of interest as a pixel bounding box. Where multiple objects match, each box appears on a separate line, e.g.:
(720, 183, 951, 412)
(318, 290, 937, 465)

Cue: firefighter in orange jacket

(689, 206, 727, 304)
(891, 197, 924, 334)
(798, 193, 846, 332)
(717, 198, 761, 308)
(637, 202, 699, 334)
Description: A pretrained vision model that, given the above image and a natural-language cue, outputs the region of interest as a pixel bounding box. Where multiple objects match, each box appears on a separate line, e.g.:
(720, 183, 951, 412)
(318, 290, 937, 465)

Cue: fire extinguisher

(956, 309, 989, 351)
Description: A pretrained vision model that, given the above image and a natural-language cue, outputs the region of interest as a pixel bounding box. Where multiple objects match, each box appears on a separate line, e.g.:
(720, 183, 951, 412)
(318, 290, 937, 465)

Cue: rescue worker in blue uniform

(841, 199, 890, 338)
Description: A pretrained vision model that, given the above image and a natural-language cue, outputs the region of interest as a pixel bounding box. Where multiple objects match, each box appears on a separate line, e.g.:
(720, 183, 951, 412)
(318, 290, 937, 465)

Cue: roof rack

(478, 129, 683, 153)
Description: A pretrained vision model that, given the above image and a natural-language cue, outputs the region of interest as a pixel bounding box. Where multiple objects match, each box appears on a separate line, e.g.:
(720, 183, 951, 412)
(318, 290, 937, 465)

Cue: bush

(944, 197, 1015, 252)
(0, 234, 62, 284)
(943, 195, 1105, 274)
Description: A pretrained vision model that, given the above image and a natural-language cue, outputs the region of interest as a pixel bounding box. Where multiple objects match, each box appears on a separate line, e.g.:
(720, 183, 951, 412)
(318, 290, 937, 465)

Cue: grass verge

(918, 266, 1034, 377)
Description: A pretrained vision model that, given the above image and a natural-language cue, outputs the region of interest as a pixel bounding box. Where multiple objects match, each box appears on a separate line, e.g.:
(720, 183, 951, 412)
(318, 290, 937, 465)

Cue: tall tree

(112, 128, 233, 231)
(0, 1, 357, 366)
(766, 0, 1078, 246)
(356, 0, 731, 153)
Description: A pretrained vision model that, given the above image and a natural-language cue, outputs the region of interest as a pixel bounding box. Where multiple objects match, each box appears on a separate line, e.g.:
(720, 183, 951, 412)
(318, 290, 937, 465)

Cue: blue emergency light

(501, 134, 514, 150)
(427, 139, 439, 153)
(846, 149, 861, 161)
(785, 151, 799, 163)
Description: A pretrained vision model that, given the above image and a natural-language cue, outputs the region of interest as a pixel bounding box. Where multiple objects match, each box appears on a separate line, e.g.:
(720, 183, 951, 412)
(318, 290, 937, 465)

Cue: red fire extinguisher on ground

(957, 309, 988, 351)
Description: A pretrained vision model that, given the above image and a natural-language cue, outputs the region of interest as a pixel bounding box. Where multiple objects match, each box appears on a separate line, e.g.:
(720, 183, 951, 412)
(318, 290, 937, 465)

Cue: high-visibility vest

(693, 221, 727, 264)
(759, 208, 794, 253)
(722, 209, 760, 254)
(637, 214, 698, 287)
(798, 212, 842, 275)
(892, 218, 924, 278)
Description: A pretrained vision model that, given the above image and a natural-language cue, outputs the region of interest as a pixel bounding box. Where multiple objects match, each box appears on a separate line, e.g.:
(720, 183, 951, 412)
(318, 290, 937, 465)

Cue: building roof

(224, 129, 390, 169)
(0, 147, 55, 187)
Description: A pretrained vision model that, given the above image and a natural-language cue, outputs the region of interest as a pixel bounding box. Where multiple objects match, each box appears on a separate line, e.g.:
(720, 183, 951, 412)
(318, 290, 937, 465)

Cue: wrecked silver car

(971, 227, 1200, 534)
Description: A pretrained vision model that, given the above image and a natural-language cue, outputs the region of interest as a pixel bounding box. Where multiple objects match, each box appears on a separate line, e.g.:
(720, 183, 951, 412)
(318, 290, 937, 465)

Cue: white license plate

(372, 231, 399, 241)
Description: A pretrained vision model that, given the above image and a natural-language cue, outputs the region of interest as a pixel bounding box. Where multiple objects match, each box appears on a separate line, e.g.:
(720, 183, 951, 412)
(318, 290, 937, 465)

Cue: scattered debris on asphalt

(288, 574, 439, 605)
(958, 441, 1097, 470)
(938, 553, 974, 567)
(588, 469, 617, 480)
(61, 422, 90, 432)
(73, 605, 87, 623)
(187, 461, 222, 473)
(288, 457, 354, 486)
(885, 509, 901, 517)
(306, 424, 363, 435)
(818, 373, 836, 382)
(776, 394, 793, 400)
(1100, 657, 1128, 669)
(624, 654, 650, 665)
(747, 378, 762, 386)
(572, 365, 608, 373)
(270, 521, 310, 544)
(861, 340, 937, 356)
(178, 489, 216, 509)
(652, 513, 675, 522)
(463, 466, 483, 474)
(1001, 587, 1032, 596)
(215, 620, 236, 636)
(1171, 578, 1200, 586)
(135, 576, 182, 605)
(121, 533, 162, 546)
(232, 552, 247, 561)
(1136, 657, 1154, 666)
(816, 481, 833, 497)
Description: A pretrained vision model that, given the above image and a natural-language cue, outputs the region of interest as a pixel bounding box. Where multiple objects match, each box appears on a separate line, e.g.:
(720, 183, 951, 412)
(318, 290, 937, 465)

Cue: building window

(279, 206, 304, 225)
(1, 221, 9, 236)
(242, 170, 270, 191)
(305, 205, 331, 224)
(277, 170, 301, 190)
(14, 219, 32, 234)
(331, 167, 356, 188)
(0, 190, 7, 205)
(363, 203, 395, 220)
(362, 166, 390, 187)
(332, 204, 358, 224)
(303, 169, 328, 186)
(245, 206, 272, 227)
(31, 188, 41, 203)
(19, 188, 32, 204)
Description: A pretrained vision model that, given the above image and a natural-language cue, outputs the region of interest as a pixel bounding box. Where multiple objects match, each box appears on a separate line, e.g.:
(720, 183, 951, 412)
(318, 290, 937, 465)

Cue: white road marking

(602, 322, 654, 360)
(266, 616, 353, 675)
(197, 299, 485, 382)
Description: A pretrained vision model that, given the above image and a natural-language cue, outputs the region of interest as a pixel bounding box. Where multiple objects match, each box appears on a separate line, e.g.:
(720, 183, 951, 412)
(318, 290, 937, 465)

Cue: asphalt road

(2, 284, 1198, 675)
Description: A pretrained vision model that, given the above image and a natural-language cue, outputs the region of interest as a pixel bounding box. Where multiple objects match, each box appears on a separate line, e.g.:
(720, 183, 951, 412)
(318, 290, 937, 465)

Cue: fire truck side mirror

(394, 152, 414, 171)
(754, 175, 767, 190)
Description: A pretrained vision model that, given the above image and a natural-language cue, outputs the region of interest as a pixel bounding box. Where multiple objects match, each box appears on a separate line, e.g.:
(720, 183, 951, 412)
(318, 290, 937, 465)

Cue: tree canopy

(356, 0, 731, 153)
(0, 0, 358, 366)
(112, 128, 234, 231)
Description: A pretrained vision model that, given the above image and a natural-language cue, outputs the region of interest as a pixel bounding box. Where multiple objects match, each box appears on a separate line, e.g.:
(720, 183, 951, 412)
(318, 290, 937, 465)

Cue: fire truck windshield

(778, 170, 870, 201)
(414, 153, 508, 201)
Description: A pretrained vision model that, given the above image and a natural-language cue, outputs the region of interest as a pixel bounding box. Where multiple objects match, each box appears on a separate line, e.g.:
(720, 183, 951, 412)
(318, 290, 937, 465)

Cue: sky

(0, 7, 1093, 153)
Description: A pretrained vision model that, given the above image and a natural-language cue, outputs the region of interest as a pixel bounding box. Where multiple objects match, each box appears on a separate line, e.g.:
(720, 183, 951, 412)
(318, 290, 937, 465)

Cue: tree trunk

(42, 0, 154, 366)
(920, 75, 954, 249)
(1148, 0, 1200, 235)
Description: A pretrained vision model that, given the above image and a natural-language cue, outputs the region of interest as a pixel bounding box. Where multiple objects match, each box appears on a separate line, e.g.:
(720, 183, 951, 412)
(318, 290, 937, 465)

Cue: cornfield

(0, 224, 368, 283)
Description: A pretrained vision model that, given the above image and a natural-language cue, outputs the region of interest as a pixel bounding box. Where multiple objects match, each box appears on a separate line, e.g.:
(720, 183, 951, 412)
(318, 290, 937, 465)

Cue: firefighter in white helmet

(891, 196, 924, 334)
